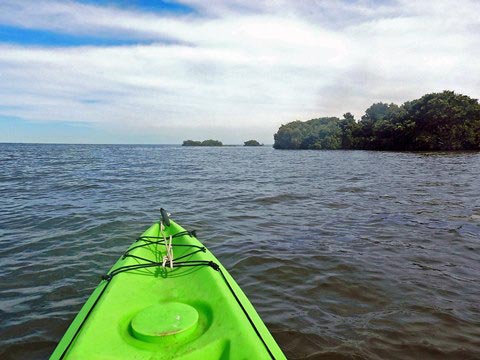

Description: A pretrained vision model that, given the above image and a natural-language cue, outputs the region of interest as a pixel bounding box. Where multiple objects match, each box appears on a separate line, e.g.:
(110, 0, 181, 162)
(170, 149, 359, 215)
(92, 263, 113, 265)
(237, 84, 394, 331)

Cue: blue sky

(1, 0, 479, 144)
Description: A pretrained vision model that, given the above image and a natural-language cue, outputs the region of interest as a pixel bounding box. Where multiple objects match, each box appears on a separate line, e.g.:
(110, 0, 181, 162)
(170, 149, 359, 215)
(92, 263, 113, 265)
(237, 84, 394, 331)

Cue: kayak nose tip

(130, 302, 199, 343)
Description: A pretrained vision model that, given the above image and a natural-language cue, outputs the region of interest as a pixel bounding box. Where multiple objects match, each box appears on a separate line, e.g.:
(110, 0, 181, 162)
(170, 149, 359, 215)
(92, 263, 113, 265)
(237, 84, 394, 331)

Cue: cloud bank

(0, 0, 479, 143)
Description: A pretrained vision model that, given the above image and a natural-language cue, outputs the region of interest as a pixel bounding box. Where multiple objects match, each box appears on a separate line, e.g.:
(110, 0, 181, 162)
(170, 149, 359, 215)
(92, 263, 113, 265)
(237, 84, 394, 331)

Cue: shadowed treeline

(182, 139, 223, 146)
(274, 91, 480, 151)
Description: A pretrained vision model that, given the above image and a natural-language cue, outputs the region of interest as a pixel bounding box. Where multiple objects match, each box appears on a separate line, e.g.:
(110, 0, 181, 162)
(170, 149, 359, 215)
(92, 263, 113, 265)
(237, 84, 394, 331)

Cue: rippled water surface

(1, 143, 479, 359)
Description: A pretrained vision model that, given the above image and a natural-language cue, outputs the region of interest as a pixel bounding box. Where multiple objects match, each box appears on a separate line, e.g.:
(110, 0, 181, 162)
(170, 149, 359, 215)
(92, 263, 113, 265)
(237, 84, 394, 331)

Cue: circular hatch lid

(131, 302, 198, 343)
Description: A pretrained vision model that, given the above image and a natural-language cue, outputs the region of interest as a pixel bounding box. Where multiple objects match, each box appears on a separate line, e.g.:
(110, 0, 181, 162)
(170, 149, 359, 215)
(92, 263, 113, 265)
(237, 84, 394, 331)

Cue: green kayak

(51, 209, 285, 359)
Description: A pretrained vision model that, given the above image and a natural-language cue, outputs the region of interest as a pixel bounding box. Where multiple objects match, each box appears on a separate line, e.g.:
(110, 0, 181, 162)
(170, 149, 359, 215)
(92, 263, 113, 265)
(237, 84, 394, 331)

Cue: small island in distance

(273, 91, 480, 151)
(182, 139, 223, 146)
(182, 139, 266, 147)
(244, 140, 263, 146)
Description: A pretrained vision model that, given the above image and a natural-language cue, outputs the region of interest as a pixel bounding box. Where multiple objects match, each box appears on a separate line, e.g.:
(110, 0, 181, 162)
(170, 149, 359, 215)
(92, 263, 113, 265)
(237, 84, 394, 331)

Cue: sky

(0, 0, 479, 144)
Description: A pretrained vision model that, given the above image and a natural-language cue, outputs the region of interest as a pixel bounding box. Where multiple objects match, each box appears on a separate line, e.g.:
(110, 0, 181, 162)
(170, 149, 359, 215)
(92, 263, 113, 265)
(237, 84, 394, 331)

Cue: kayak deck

(51, 219, 285, 359)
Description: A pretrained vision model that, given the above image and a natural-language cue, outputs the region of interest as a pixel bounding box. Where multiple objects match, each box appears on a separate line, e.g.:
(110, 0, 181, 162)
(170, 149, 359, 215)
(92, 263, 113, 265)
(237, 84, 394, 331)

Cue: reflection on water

(0, 144, 479, 359)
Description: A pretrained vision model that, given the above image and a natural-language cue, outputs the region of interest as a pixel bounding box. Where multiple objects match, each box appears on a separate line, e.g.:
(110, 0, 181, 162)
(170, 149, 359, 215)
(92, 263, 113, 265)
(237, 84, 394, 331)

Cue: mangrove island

(273, 91, 480, 151)
(244, 140, 263, 146)
(182, 139, 223, 146)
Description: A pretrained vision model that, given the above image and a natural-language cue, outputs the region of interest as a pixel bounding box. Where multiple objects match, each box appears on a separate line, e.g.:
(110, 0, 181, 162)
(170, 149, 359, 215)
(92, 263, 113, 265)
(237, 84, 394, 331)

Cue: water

(1, 143, 479, 359)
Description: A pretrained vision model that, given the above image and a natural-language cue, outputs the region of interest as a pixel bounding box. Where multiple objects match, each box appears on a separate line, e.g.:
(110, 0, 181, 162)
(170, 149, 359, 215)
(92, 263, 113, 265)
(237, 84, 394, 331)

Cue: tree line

(182, 139, 223, 146)
(244, 140, 263, 146)
(273, 91, 480, 151)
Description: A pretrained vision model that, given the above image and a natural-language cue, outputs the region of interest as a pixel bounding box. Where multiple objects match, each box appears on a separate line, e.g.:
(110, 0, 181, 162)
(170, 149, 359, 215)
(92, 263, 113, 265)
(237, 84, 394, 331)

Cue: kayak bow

(51, 211, 285, 359)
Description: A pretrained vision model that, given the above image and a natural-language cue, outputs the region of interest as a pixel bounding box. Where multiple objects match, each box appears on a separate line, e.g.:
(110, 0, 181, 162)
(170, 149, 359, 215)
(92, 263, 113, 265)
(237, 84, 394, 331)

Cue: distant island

(182, 139, 223, 146)
(244, 140, 263, 146)
(273, 91, 480, 151)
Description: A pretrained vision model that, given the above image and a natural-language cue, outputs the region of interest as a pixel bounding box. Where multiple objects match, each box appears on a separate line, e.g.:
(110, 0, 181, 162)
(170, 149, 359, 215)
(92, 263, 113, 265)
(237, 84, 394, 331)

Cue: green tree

(273, 117, 341, 149)
(339, 112, 357, 149)
(355, 103, 404, 149)
(201, 139, 223, 146)
(403, 91, 480, 150)
(244, 140, 263, 146)
(182, 140, 202, 146)
(273, 121, 306, 149)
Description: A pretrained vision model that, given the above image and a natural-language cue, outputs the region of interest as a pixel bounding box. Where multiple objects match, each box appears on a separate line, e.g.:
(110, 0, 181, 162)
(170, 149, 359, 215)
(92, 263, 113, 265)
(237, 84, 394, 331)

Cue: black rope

(172, 247, 206, 262)
(125, 241, 204, 254)
(136, 230, 195, 242)
(121, 254, 157, 263)
(107, 260, 217, 278)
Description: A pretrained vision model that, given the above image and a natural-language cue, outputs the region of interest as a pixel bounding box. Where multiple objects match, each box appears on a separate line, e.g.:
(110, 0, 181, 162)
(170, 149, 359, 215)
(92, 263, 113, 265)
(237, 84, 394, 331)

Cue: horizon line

(0, 141, 274, 146)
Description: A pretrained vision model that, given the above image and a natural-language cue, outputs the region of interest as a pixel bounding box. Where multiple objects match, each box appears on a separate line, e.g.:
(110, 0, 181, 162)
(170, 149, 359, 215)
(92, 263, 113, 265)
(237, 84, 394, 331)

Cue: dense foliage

(182, 139, 223, 146)
(273, 117, 341, 150)
(244, 140, 263, 146)
(273, 91, 480, 151)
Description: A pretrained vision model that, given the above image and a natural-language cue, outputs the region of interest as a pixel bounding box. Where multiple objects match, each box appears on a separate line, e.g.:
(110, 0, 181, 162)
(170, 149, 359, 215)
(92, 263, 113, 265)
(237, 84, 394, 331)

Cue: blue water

(1, 143, 479, 359)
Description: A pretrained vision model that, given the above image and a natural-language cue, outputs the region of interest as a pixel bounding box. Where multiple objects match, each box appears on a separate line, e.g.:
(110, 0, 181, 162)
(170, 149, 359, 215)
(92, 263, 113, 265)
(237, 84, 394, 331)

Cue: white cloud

(0, 0, 479, 143)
